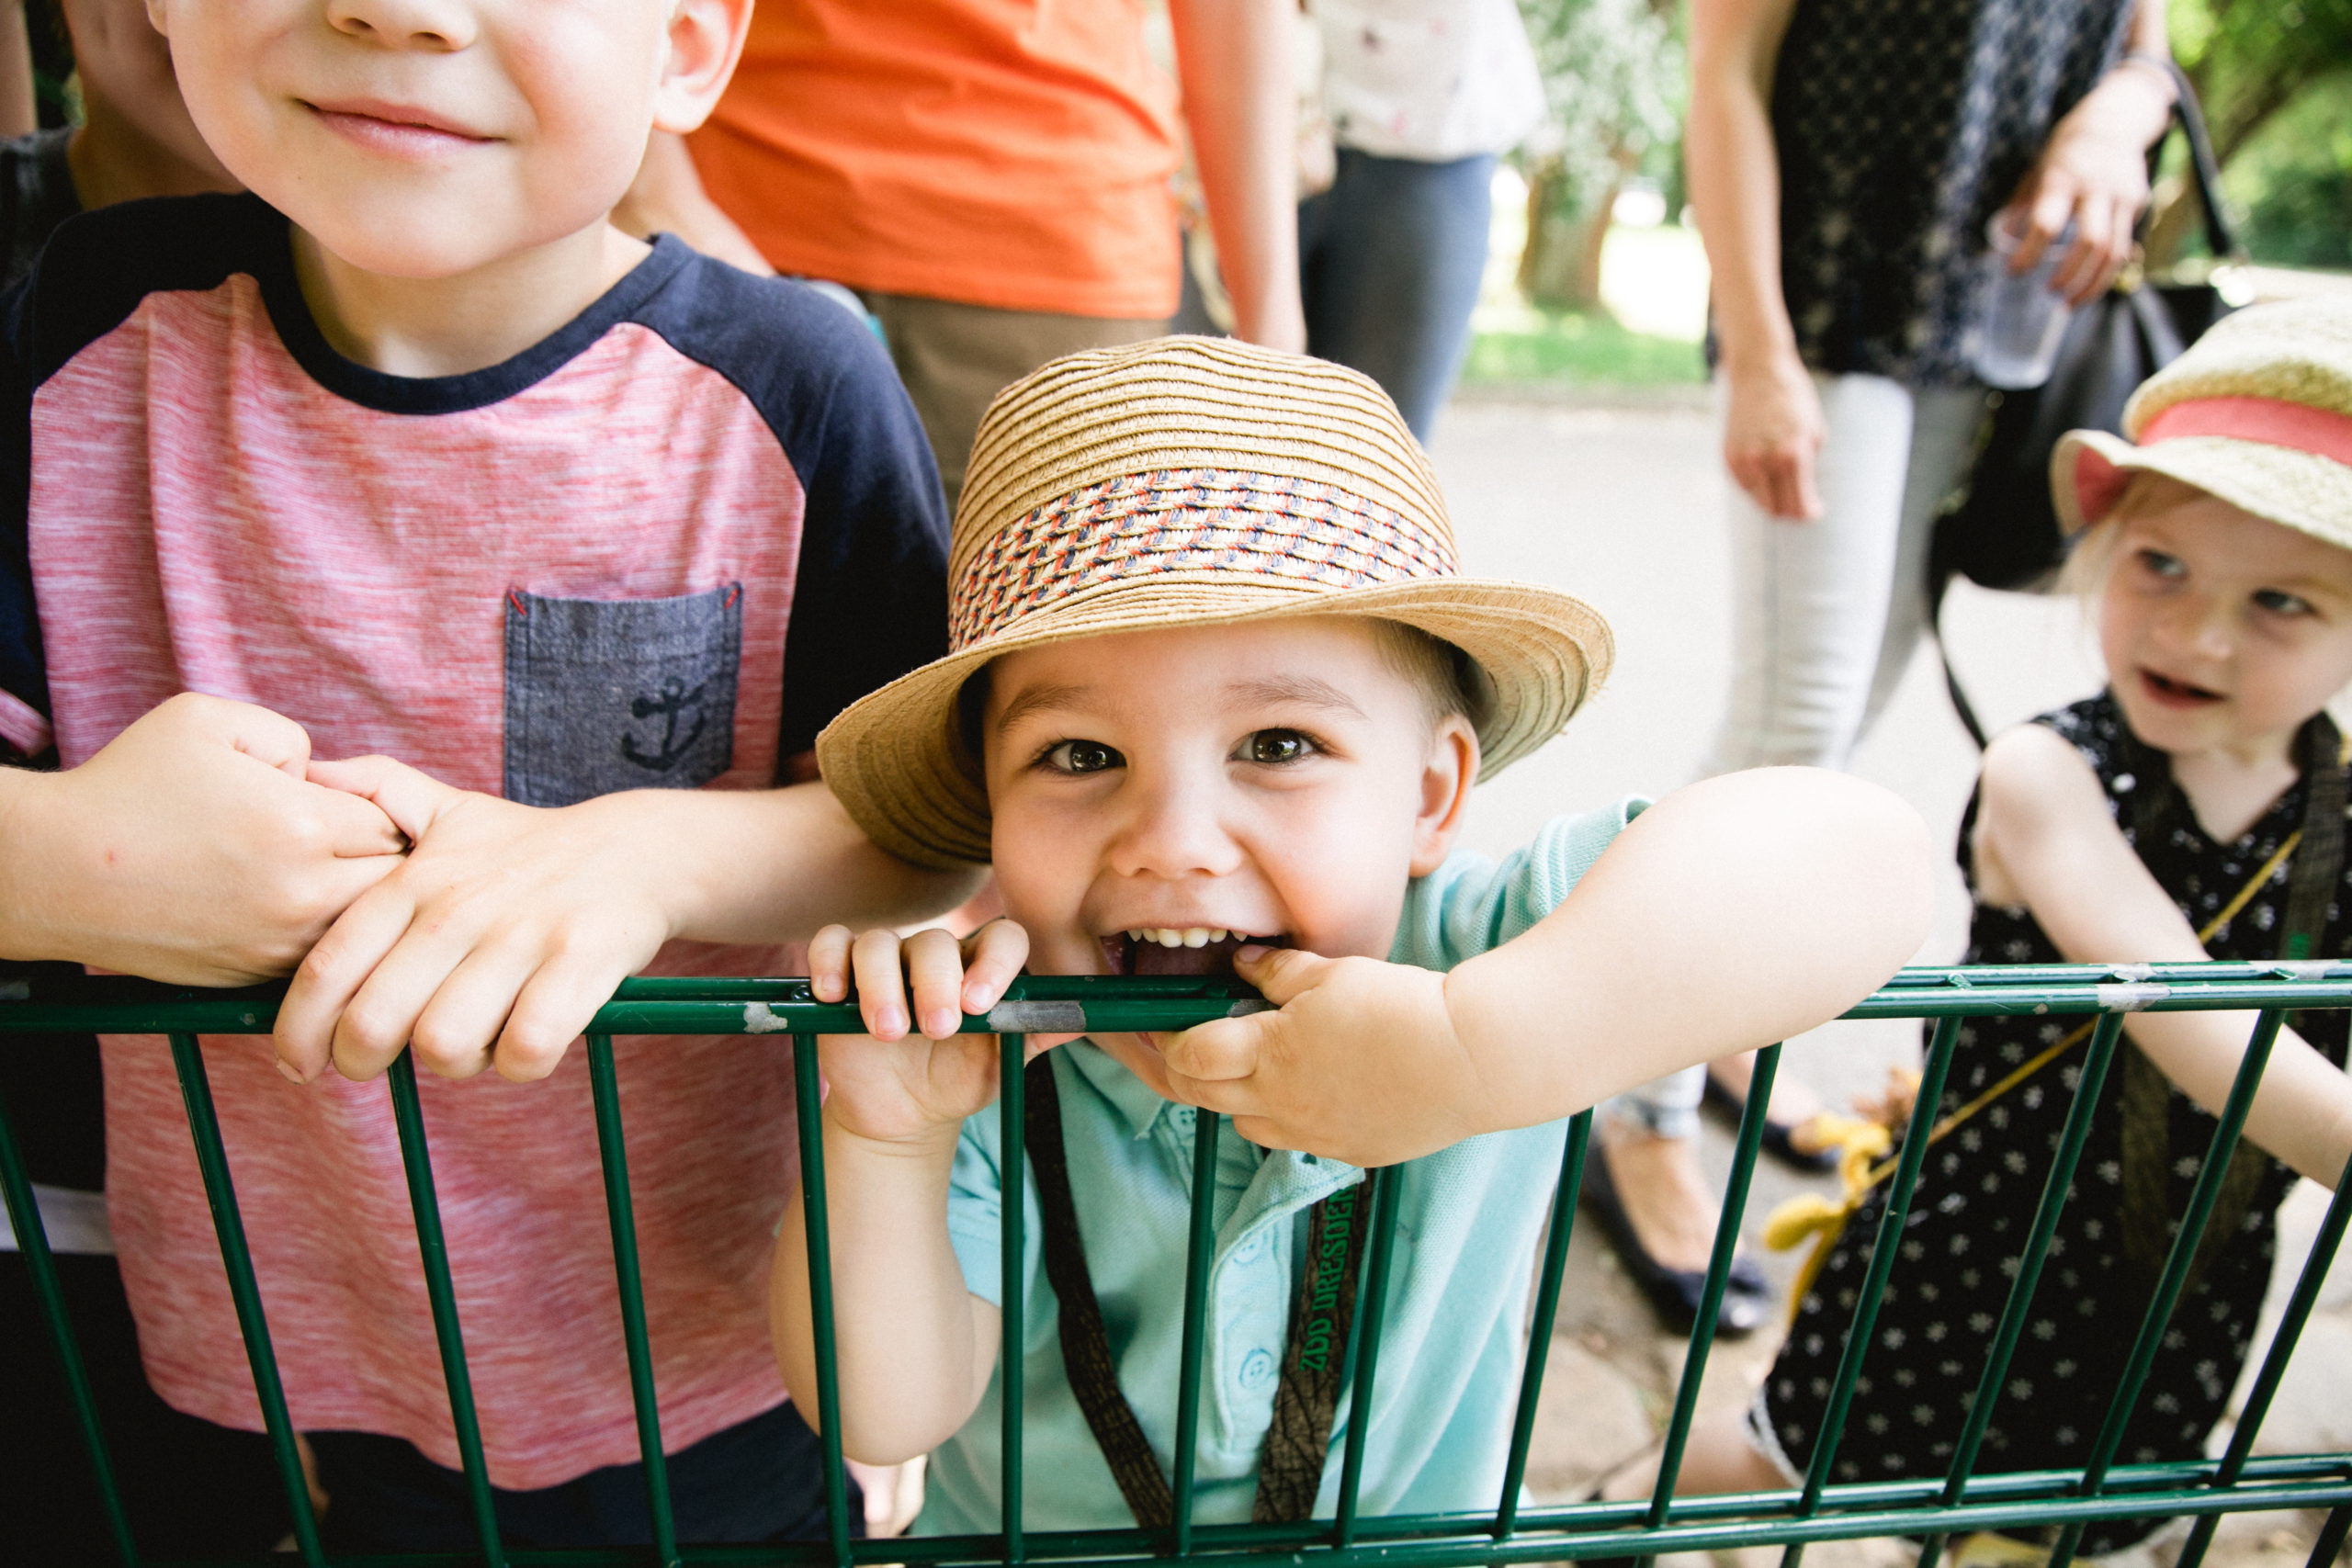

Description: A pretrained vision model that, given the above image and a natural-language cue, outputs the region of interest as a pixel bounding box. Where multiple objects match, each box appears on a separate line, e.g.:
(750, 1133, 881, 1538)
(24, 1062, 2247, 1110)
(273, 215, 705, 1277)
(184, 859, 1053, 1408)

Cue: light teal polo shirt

(922, 801, 1649, 1535)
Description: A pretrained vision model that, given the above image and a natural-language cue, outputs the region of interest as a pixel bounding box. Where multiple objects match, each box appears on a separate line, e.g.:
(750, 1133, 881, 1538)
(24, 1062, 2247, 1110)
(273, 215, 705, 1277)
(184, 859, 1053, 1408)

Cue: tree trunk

(1519, 164, 1620, 310)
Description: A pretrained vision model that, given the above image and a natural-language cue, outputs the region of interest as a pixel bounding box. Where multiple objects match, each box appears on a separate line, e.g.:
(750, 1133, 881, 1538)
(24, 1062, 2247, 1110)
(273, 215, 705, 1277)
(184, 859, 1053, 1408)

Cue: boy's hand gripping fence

(4, 964, 2351, 1568)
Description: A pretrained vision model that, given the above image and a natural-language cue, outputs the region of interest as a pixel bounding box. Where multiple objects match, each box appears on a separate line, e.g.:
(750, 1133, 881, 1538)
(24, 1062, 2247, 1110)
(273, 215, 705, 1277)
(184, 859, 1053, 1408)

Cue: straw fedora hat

(2053, 297, 2352, 547)
(817, 335, 1614, 868)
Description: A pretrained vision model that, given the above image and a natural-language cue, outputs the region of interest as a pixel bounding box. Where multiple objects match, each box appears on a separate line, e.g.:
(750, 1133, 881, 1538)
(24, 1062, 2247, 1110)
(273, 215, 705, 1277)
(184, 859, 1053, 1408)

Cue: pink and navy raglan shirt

(0, 194, 949, 1487)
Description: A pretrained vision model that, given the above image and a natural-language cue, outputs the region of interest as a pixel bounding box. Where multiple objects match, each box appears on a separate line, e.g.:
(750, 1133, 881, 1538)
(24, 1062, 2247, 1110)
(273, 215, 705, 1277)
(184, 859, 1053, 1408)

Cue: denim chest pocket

(503, 585, 741, 807)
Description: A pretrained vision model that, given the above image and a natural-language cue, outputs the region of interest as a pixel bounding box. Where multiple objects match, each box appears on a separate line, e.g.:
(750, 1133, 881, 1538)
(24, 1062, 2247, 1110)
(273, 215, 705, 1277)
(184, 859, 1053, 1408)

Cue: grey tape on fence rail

(989, 1000, 1088, 1032)
(2096, 982, 2171, 1012)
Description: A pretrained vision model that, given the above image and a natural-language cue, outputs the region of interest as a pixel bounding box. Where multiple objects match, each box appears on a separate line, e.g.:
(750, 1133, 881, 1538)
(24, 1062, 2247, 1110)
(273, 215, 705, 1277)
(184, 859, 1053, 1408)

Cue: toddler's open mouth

(2141, 668, 2224, 705)
(1097, 929, 1290, 978)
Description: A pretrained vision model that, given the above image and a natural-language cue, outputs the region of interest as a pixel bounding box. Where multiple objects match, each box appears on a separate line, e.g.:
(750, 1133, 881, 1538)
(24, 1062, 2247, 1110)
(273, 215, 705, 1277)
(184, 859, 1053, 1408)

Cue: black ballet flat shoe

(1579, 1139, 1772, 1338)
(1701, 1072, 1840, 1172)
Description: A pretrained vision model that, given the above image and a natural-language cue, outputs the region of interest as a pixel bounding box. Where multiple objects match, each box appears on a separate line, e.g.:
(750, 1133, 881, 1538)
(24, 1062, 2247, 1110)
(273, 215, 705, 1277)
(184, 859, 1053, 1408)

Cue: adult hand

(1159, 943, 1487, 1168)
(1723, 352, 1826, 521)
(1999, 63, 2175, 307)
(276, 756, 687, 1084)
(0, 694, 405, 985)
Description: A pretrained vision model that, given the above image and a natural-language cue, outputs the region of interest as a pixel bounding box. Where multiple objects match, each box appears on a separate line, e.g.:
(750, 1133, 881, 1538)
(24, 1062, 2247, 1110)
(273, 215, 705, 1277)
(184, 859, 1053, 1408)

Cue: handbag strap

(2118, 713, 2346, 1292)
(2155, 58, 2242, 264)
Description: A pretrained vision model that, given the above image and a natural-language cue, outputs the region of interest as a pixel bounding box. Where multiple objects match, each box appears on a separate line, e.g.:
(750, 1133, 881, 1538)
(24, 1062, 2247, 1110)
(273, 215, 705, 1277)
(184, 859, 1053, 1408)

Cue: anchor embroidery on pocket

(620, 675, 709, 773)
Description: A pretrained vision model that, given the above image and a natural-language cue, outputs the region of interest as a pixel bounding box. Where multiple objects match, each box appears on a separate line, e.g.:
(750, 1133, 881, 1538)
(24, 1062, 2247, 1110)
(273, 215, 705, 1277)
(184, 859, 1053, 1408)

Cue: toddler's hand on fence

(1158, 944, 1487, 1168)
(0, 694, 406, 985)
(276, 757, 683, 1085)
(808, 920, 1036, 1145)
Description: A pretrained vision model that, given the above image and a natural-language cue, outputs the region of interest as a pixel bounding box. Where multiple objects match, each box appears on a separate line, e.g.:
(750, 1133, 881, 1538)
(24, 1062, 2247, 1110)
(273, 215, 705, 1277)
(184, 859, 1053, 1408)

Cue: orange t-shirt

(689, 0, 1183, 321)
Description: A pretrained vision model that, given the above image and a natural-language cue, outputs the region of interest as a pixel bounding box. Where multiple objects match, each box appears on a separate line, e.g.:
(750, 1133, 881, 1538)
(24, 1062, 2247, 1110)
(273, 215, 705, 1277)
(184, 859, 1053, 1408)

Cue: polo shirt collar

(1062, 1037, 1175, 1139)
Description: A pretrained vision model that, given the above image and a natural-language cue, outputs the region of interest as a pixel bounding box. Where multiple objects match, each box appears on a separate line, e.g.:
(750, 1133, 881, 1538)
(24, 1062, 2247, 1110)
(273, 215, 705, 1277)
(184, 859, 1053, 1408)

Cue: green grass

(1462, 308, 1708, 388)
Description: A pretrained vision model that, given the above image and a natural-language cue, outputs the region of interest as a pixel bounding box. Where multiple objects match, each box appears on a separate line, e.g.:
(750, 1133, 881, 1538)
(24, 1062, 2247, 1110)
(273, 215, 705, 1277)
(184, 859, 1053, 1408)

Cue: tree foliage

(1514, 0, 1686, 307)
(2170, 0, 2352, 166)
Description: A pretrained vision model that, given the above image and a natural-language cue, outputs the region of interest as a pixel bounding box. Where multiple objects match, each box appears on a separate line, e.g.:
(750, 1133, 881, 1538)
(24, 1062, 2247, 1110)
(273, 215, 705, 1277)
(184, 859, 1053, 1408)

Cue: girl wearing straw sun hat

(775, 335, 1935, 1534)
(1599, 299, 2352, 1551)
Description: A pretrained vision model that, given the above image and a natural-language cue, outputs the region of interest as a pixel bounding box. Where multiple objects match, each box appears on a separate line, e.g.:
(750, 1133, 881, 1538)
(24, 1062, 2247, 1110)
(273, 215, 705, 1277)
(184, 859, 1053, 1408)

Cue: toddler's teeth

(1210, 929, 1229, 942)
(1183, 927, 1209, 948)
(1156, 929, 1181, 947)
(1126, 929, 1144, 942)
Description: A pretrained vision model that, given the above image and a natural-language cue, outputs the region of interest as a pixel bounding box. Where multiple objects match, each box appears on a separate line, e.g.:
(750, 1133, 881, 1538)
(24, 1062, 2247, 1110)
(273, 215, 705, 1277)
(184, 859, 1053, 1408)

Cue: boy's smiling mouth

(1097, 930, 1290, 978)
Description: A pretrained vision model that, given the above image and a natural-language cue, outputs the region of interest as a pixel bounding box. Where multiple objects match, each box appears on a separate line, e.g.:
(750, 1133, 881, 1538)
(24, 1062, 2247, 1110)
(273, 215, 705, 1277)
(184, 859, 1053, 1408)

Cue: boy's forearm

(0, 762, 57, 960)
(1440, 771, 1934, 1130)
(623, 782, 988, 949)
(771, 1116, 994, 1463)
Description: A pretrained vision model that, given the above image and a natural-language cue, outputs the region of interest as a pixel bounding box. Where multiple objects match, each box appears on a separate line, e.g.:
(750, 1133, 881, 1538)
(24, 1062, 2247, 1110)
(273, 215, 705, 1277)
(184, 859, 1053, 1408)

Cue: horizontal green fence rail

(4, 963, 2349, 1568)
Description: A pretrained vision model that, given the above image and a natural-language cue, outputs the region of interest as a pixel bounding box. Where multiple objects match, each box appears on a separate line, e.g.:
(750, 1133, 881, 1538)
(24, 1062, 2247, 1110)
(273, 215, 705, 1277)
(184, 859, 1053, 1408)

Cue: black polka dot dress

(1755, 694, 2350, 1551)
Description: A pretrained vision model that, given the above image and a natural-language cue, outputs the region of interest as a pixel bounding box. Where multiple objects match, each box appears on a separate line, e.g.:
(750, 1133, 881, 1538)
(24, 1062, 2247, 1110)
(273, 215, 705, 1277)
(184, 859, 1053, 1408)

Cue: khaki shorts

(858, 291, 1166, 506)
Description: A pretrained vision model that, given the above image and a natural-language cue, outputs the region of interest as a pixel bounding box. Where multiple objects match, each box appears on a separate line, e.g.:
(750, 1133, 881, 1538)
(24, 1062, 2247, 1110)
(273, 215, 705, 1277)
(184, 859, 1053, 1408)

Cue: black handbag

(1929, 61, 2248, 746)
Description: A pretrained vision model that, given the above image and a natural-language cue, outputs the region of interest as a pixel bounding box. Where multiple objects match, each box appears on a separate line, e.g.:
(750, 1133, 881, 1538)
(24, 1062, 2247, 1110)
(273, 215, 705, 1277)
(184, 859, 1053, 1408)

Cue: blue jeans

(1298, 149, 1495, 443)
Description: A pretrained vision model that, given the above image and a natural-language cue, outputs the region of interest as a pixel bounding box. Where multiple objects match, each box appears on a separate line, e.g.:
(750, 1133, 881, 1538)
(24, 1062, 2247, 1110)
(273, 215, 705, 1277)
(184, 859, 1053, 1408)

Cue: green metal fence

(5, 963, 2351, 1568)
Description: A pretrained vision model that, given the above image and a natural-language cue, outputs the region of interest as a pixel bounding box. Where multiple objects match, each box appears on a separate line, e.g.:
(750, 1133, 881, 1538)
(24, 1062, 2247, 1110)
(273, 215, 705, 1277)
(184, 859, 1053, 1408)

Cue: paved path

(1423, 395, 2351, 1567)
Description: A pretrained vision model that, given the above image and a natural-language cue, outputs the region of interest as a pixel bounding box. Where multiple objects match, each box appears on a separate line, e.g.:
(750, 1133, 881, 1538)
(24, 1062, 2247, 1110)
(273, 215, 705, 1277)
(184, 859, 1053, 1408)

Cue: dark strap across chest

(2114, 712, 2347, 1289)
(1021, 1057, 1369, 1528)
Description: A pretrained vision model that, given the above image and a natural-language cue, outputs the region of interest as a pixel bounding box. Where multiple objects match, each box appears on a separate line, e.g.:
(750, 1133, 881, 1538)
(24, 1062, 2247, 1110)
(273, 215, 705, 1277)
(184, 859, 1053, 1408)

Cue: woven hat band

(950, 468, 1461, 651)
(2139, 397, 2352, 468)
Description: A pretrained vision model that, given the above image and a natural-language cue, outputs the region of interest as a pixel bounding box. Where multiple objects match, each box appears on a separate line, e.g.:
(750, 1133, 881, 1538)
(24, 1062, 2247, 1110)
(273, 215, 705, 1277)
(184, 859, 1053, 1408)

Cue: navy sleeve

(0, 193, 283, 764)
(0, 263, 40, 760)
(636, 249, 951, 765)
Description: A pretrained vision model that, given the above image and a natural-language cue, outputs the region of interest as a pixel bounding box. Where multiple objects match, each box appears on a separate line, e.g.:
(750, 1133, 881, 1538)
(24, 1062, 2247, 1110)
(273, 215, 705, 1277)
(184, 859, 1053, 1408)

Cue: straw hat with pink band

(816, 335, 1615, 869)
(2052, 298, 2352, 547)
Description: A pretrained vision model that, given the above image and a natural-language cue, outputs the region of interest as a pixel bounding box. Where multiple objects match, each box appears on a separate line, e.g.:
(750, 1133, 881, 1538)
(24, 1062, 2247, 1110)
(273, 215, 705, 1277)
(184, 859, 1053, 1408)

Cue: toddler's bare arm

(1975, 722, 2352, 1186)
(772, 919, 1034, 1462)
(1163, 769, 1936, 1166)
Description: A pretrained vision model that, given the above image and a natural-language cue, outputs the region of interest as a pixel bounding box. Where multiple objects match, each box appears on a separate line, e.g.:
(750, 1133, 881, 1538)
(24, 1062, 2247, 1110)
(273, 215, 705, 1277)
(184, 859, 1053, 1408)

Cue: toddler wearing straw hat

(775, 336, 1936, 1531)
(1603, 299, 2352, 1552)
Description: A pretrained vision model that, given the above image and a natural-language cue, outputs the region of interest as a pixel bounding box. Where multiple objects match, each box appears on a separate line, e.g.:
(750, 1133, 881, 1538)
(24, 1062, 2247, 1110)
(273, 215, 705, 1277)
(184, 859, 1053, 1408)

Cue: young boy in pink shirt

(0, 0, 973, 1548)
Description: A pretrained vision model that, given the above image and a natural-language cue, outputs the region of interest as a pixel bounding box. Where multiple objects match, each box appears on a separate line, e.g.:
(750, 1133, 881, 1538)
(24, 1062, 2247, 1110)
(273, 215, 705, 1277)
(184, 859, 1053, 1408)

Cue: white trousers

(1703, 372, 1989, 773)
(1608, 373, 1985, 1132)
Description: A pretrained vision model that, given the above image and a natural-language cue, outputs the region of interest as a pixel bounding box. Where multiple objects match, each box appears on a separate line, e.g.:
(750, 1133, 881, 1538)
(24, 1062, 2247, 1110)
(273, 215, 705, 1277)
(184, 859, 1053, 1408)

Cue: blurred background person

(619, 0, 1304, 505)
(1296, 0, 1544, 442)
(1580, 0, 2180, 1340)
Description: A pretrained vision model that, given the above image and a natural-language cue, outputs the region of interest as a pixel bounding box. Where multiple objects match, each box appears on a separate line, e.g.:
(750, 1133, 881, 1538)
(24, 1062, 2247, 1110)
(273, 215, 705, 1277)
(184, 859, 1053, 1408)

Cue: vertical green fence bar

(165, 1033, 328, 1568)
(1000, 1033, 1027, 1567)
(1647, 1043, 1782, 1535)
(1796, 1017, 1964, 1511)
(2306, 1506, 2352, 1568)
(0, 1077, 140, 1566)
(1332, 1164, 1402, 1550)
(385, 1051, 507, 1568)
(2041, 1010, 2286, 1568)
(1491, 1111, 1593, 1541)
(1170, 1110, 1223, 1556)
(1915, 1010, 2126, 1568)
(585, 1034, 684, 1568)
(790, 1035, 855, 1568)
(2175, 1153, 2352, 1568)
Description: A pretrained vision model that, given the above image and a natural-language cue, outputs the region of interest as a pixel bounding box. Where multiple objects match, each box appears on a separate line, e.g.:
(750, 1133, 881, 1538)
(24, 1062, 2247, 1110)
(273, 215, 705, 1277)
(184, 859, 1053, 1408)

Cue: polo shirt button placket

(1238, 1348, 1277, 1391)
